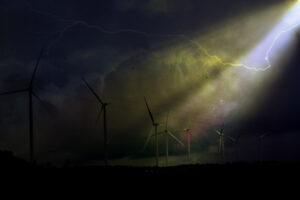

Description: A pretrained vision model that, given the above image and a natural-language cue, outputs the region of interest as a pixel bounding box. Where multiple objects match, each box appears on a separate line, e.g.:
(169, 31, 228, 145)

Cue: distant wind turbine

(183, 128, 192, 161)
(257, 133, 268, 162)
(226, 133, 240, 161)
(0, 47, 45, 162)
(144, 97, 160, 167)
(171, 128, 192, 161)
(159, 112, 184, 167)
(216, 125, 225, 160)
(82, 77, 109, 166)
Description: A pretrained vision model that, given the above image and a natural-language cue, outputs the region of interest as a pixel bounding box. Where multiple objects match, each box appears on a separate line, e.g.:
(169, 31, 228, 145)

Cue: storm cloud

(1, 0, 300, 166)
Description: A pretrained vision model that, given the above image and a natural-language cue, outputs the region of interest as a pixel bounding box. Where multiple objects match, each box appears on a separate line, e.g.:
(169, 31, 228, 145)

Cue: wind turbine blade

(32, 91, 56, 114)
(32, 91, 43, 103)
(30, 47, 45, 87)
(144, 97, 155, 125)
(216, 130, 221, 136)
(226, 135, 236, 142)
(95, 105, 104, 123)
(32, 91, 46, 107)
(82, 77, 104, 105)
(156, 131, 165, 136)
(173, 130, 184, 133)
(165, 111, 169, 130)
(167, 130, 185, 146)
(143, 129, 154, 152)
(261, 133, 268, 138)
(0, 88, 28, 96)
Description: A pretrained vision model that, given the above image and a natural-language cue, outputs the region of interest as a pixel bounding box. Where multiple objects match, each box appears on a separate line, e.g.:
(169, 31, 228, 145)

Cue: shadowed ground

(1, 149, 300, 181)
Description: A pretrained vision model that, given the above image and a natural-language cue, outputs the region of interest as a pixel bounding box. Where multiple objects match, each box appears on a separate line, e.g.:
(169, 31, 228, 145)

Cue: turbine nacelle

(216, 130, 224, 136)
(102, 102, 109, 107)
(184, 128, 192, 134)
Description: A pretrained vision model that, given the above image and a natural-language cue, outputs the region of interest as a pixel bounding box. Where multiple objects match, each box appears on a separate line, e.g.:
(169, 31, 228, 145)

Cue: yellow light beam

(30, 1, 300, 72)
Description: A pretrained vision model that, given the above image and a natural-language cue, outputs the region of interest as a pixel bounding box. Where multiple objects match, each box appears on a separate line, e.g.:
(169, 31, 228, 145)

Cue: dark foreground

(1, 150, 300, 180)
(2, 150, 298, 195)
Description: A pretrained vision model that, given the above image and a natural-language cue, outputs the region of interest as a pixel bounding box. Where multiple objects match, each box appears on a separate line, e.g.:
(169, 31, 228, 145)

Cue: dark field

(1, 150, 299, 180)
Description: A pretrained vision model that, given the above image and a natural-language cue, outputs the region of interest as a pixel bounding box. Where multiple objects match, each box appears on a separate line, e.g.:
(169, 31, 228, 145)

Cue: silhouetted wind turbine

(171, 128, 192, 161)
(159, 112, 184, 167)
(183, 128, 192, 161)
(82, 77, 109, 166)
(216, 125, 225, 160)
(144, 97, 159, 167)
(0, 47, 45, 162)
(257, 133, 268, 162)
(226, 133, 240, 161)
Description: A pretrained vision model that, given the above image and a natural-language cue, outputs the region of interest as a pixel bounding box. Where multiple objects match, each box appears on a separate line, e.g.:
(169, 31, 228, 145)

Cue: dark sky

(1, 0, 300, 166)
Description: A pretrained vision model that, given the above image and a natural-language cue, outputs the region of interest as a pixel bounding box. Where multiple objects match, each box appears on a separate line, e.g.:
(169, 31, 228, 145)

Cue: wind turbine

(257, 133, 268, 162)
(143, 112, 184, 167)
(216, 125, 225, 160)
(226, 133, 240, 161)
(144, 97, 160, 167)
(183, 128, 192, 161)
(0, 47, 45, 163)
(82, 77, 109, 166)
(160, 112, 184, 167)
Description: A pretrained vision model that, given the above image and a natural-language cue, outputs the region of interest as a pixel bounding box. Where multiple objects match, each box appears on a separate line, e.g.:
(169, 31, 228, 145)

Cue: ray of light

(240, 1, 300, 70)
(28, 1, 300, 72)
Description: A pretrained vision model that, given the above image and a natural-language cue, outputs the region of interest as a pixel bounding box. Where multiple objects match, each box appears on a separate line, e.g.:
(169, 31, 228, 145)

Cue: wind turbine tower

(227, 134, 240, 161)
(216, 126, 225, 160)
(0, 47, 45, 163)
(144, 97, 159, 167)
(82, 78, 109, 166)
(258, 133, 268, 162)
(184, 128, 192, 161)
(161, 112, 184, 167)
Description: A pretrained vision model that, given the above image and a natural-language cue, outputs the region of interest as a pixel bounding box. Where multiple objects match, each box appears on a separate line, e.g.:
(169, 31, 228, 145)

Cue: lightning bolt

(264, 22, 300, 68)
(28, 3, 300, 72)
